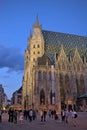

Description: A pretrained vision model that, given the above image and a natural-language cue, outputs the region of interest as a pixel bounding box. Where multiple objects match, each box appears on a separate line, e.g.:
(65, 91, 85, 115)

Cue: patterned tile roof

(42, 30, 87, 63)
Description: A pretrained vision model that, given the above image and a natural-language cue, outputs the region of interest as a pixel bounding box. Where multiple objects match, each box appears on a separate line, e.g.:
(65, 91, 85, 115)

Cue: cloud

(0, 45, 24, 72)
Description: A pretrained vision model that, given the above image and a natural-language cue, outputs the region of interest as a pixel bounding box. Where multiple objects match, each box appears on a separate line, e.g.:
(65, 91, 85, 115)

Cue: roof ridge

(42, 30, 87, 38)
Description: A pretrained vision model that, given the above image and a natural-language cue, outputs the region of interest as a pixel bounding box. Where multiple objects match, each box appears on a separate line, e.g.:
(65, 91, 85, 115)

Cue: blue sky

(0, 0, 87, 99)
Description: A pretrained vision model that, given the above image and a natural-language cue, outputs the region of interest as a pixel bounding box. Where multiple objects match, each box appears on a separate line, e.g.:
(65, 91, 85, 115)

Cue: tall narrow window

(43, 71, 46, 80)
(33, 45, 35, 48)
(40, 89, 45, 105)
(37, 44, 40, 48)
(33, 52, 35, 54)
(38, 71, 42, 80)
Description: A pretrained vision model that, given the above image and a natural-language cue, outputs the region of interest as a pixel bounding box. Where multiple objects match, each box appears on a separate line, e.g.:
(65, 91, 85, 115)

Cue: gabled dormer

(73, 48, 82, 64)
(58, 45, 68, 63)
(57, 45, 69, 70)
(73, 48, 83, 72)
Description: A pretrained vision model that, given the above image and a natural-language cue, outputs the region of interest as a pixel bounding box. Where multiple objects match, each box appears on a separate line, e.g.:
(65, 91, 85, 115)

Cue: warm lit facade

(22, 17, 87, 112)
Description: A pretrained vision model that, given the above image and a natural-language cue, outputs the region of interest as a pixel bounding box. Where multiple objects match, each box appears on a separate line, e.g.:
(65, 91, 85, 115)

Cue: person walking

(13, 110, 17, 124)
(19, 111, 24, 124)
(29, 109, 33, 122)
(65, 109, 69, 123)
(43, 110, 47, 121)
(40, 110, 43, 122)
(71, 109, 78, 127)
(61, 110, 65, 122)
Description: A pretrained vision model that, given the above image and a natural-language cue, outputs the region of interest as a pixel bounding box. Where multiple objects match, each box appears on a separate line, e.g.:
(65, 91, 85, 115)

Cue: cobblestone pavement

(0, 112, 87, 130)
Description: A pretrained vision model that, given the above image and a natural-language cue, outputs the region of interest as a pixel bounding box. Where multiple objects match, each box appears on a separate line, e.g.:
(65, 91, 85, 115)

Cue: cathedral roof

(42, 30, 87, 62)
(37, 54, 53, 65)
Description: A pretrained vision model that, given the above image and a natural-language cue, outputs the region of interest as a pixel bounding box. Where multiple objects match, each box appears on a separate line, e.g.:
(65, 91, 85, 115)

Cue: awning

(78, 93, 87, 99)
(9, 104, 22, 110)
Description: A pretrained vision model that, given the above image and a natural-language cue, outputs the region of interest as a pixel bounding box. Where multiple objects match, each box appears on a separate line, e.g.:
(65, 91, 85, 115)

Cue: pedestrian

(48, 109, 51, 118)
(43, 110, 47, 121)
(29, 109, 33, 122)
(40, 110, 43, 122)
(71, 109, 78, 127)
(65, 109, 69, 123)
(8, 109, 14, 122)
(51, 110, 54, 118)
(19, 111, 23, 124)
(32, 110, 36, 120)
(61, 110, 65, 122)
(13, 110, 17, 124)
(55, 111, 58, 120)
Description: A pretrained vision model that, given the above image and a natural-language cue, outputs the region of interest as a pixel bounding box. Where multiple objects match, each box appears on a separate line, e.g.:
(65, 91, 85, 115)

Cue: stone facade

(22, 16, 87, 112)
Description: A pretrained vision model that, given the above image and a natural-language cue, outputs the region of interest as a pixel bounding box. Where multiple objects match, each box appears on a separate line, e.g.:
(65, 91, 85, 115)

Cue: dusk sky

(0, 0, 87, 99)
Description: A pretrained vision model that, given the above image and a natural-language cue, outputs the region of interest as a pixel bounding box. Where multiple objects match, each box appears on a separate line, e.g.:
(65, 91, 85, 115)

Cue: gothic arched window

(37, 44, 40, 48)
(49, 71, 51, 80)
(38, 71, 42, 80)
(59, 74, 65, 101)
(40, 89, 45, 105)
(43, 71, 46, 80)
(33, 45, 35, 48)
(65, 74, 70, 94)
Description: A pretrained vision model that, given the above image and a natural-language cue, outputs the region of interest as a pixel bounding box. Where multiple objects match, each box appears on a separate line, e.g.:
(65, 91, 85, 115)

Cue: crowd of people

(8, 109, 37, 124)
(0, 108, 78, 127)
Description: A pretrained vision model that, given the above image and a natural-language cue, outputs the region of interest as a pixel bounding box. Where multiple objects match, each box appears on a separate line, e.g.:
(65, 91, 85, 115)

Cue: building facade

(22, 17, 87, 112)
(11, 87, 22, 105)
(0, 84, 8, 110)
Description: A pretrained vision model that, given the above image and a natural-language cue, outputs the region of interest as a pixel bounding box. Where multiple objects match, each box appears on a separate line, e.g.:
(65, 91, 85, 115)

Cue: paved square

(0, 112, 87, 130)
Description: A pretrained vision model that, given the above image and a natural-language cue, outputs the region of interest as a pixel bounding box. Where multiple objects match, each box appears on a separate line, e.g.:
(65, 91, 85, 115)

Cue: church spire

(33, 15, 42, 29)
(35, 15, 39, 26)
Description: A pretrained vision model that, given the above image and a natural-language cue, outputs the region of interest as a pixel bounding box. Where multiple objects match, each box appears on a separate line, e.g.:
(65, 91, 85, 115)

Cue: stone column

(55, 71, 61, 113)
(51, 65, 55, 105)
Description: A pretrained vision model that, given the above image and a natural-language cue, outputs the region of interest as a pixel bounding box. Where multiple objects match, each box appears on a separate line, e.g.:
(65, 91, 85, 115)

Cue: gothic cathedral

(22, 16, 87, 112)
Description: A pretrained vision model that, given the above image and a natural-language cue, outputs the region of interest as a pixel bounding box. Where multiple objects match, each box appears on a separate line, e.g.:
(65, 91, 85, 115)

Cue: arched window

(38, 51, 40, 54)
(49, 71, 51, 80)
(33, 51, 35, 54)
(62, 63, 65, 70)
(40, 89, 45, 105)
(65, 74, 70, 94)
(50, 90, 55, 105)
(59, 74, 65, 101)
(38, 71, 42, 80)
(43, 71, 46, 80)
(33, 45, 35, 48)
(33, 58, 35, 61)
(37, 44, 40, 48)
(58, 64, 60, 70)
